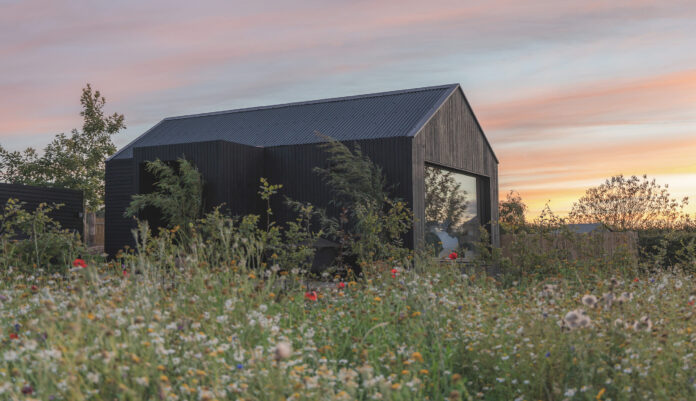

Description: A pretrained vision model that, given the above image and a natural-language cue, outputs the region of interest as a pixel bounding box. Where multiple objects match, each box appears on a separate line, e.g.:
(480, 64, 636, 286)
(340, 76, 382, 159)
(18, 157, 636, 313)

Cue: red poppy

(9, 333, 18, 340)
(337, 282, 345, 289)
(304, 291, 317, 301)
(122, 269, 129, 278)
(448, 252, 458, 260)
(73, 258, 87, 268)
(30, 285, 38, 292)
(689, 300, 695, 306)
(633, 278, 639, 282)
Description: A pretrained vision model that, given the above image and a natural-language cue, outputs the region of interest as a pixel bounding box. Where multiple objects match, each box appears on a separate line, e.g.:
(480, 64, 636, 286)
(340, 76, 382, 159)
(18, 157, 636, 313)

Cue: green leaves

(125, 158, 204, 233)
(0, 84, 125, 211)
(313, 135, 412, 265)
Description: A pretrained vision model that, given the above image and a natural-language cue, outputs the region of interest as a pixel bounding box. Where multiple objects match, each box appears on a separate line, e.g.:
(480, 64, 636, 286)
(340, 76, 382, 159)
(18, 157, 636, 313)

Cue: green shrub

(639, 230, 696, 272)
(0, 198, 86, 272)
(313, 136, 413, 268)
(125, 158, 204, 243)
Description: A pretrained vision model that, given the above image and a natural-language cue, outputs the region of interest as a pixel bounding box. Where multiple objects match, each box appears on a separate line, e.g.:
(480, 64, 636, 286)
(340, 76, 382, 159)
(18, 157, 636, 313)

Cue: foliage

(0, 198, 85, 272)
(313, 136, 413, 266)
(499, 190, 527, 233)
(638, 231, 696, 272)
(0, 84, 125, 211)
(569, 174, 689, 231)
(125, 158, 204, 236)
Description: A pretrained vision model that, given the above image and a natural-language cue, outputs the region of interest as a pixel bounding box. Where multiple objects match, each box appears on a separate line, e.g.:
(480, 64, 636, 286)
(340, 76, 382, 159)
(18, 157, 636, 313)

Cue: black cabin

(105, 84, 499, 259)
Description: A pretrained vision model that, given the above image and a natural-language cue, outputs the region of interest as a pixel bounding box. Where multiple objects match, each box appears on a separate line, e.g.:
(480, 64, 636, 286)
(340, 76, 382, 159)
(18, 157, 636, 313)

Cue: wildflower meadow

(1, 241, 695, 400)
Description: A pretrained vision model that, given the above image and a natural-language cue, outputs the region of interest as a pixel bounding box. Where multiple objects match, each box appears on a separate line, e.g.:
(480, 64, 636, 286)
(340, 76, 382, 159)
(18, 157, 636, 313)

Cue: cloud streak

(1, 0, 695, 216)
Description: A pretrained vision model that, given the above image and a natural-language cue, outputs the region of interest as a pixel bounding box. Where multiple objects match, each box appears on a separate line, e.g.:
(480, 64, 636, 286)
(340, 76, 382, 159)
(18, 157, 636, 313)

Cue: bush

(639, 231, 696, 272)
(0, 198, 86, 272)
(125, 158, 204, 243)
(313, 136, 413, 269)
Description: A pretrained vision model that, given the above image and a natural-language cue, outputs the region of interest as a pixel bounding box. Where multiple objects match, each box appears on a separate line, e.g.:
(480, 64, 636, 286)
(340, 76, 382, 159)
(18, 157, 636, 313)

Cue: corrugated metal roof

(111, 84, 459, 159)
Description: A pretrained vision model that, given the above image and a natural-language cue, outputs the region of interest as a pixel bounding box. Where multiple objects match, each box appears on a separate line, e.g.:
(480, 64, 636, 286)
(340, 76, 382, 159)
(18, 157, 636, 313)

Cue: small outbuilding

(105, 84, 499, 257)
(0, 183, 84, 236)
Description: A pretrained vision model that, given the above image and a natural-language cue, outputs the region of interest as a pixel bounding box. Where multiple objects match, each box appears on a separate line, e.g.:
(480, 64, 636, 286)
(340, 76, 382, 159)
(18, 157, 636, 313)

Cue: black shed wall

(264, 136, 414, 247)
(105, 158, 136, 256)
(105, 140, 265, 256)
(0, 183, 83, 235)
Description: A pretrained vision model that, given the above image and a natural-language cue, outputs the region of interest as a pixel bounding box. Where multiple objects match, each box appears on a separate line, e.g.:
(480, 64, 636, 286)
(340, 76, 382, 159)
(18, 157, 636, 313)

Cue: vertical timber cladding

(0, 183, 83, 235)
(264, 137, 414, 248)
(412, 88, 500, 247)
(105, 158, 136, 256)
(132, 140, 264, 217)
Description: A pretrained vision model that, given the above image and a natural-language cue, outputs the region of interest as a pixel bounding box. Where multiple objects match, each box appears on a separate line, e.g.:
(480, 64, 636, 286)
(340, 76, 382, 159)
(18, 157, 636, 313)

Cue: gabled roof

(110, 84, 460, 160)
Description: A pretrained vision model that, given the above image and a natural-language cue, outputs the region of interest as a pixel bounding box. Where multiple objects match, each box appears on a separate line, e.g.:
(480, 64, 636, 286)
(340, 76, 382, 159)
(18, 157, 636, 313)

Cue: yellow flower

(412, 352, 424, 363)
(157, 365, 166, 371)
(373, 297, 382, 302)
(391, 383, 401, 390)
(596, 388, 606, 400)
(87, 313, 95, 320)
(131, 354, 140, 364)
(160, 375, 169, 382)
(411, 311, 421, 317)
(419, 369, 429, 375)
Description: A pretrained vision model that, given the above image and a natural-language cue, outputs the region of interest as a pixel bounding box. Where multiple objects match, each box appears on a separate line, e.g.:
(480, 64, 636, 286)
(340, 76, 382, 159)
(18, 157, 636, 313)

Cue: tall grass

(0, 224, 694, 400)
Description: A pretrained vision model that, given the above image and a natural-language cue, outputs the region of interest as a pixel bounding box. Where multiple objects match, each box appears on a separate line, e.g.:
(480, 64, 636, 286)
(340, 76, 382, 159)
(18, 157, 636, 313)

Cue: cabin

(105, 84, 499, 259)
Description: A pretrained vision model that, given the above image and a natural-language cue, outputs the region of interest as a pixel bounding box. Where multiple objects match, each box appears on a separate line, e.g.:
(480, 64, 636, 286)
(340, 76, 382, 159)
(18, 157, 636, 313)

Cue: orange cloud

(478, 69, 696, 136)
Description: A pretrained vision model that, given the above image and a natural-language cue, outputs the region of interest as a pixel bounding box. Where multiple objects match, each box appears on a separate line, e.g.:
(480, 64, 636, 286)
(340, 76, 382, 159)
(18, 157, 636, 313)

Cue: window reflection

(424, 165, 479, 260)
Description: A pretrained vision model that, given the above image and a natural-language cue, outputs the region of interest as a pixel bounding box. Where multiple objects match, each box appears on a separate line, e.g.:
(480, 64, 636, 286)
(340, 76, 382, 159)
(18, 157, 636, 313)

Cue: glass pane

(424, 165, 479, 260)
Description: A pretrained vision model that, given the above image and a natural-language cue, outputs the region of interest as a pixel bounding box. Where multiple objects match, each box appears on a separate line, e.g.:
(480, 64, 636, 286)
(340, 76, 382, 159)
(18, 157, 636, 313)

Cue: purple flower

(236, 363, 244, 370)
(545, 352, 551, 358)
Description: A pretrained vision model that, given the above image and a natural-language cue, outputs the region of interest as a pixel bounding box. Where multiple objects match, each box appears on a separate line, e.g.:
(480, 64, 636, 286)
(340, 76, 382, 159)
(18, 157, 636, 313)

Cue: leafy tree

(569, 174, 688, 231)
(424, 165, 468, 233)
(0, 84, 125, 211)
(499, 190, 527, 233)
(125, 158, 204, 231)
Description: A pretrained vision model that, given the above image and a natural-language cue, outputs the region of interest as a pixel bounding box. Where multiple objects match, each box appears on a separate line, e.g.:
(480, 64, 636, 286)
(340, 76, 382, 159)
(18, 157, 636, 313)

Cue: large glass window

(424, 165, 481, 260)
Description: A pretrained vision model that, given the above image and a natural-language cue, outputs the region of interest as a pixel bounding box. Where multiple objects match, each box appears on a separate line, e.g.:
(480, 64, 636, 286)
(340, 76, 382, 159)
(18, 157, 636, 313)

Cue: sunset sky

(2, 0, 695, 217)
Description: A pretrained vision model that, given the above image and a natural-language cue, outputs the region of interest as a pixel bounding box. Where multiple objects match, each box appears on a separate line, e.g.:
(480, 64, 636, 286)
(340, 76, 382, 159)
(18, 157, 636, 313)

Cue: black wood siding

(264, 137, 414, 247)
(412, 89, 500, 247)
(105, 158, 136, 255)
(0, 183, 83, 235)
(132, 140, 264, 216)
(105, 141, 265, 256)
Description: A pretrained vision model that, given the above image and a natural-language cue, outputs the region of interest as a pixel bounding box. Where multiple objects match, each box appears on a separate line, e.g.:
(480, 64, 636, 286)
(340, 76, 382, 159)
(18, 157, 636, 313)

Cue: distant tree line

(500, 174, 693, 233)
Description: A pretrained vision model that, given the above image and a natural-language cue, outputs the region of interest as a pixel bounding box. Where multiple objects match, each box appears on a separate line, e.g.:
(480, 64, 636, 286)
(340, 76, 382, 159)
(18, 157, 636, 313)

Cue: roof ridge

(164, 83, 460, 121)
